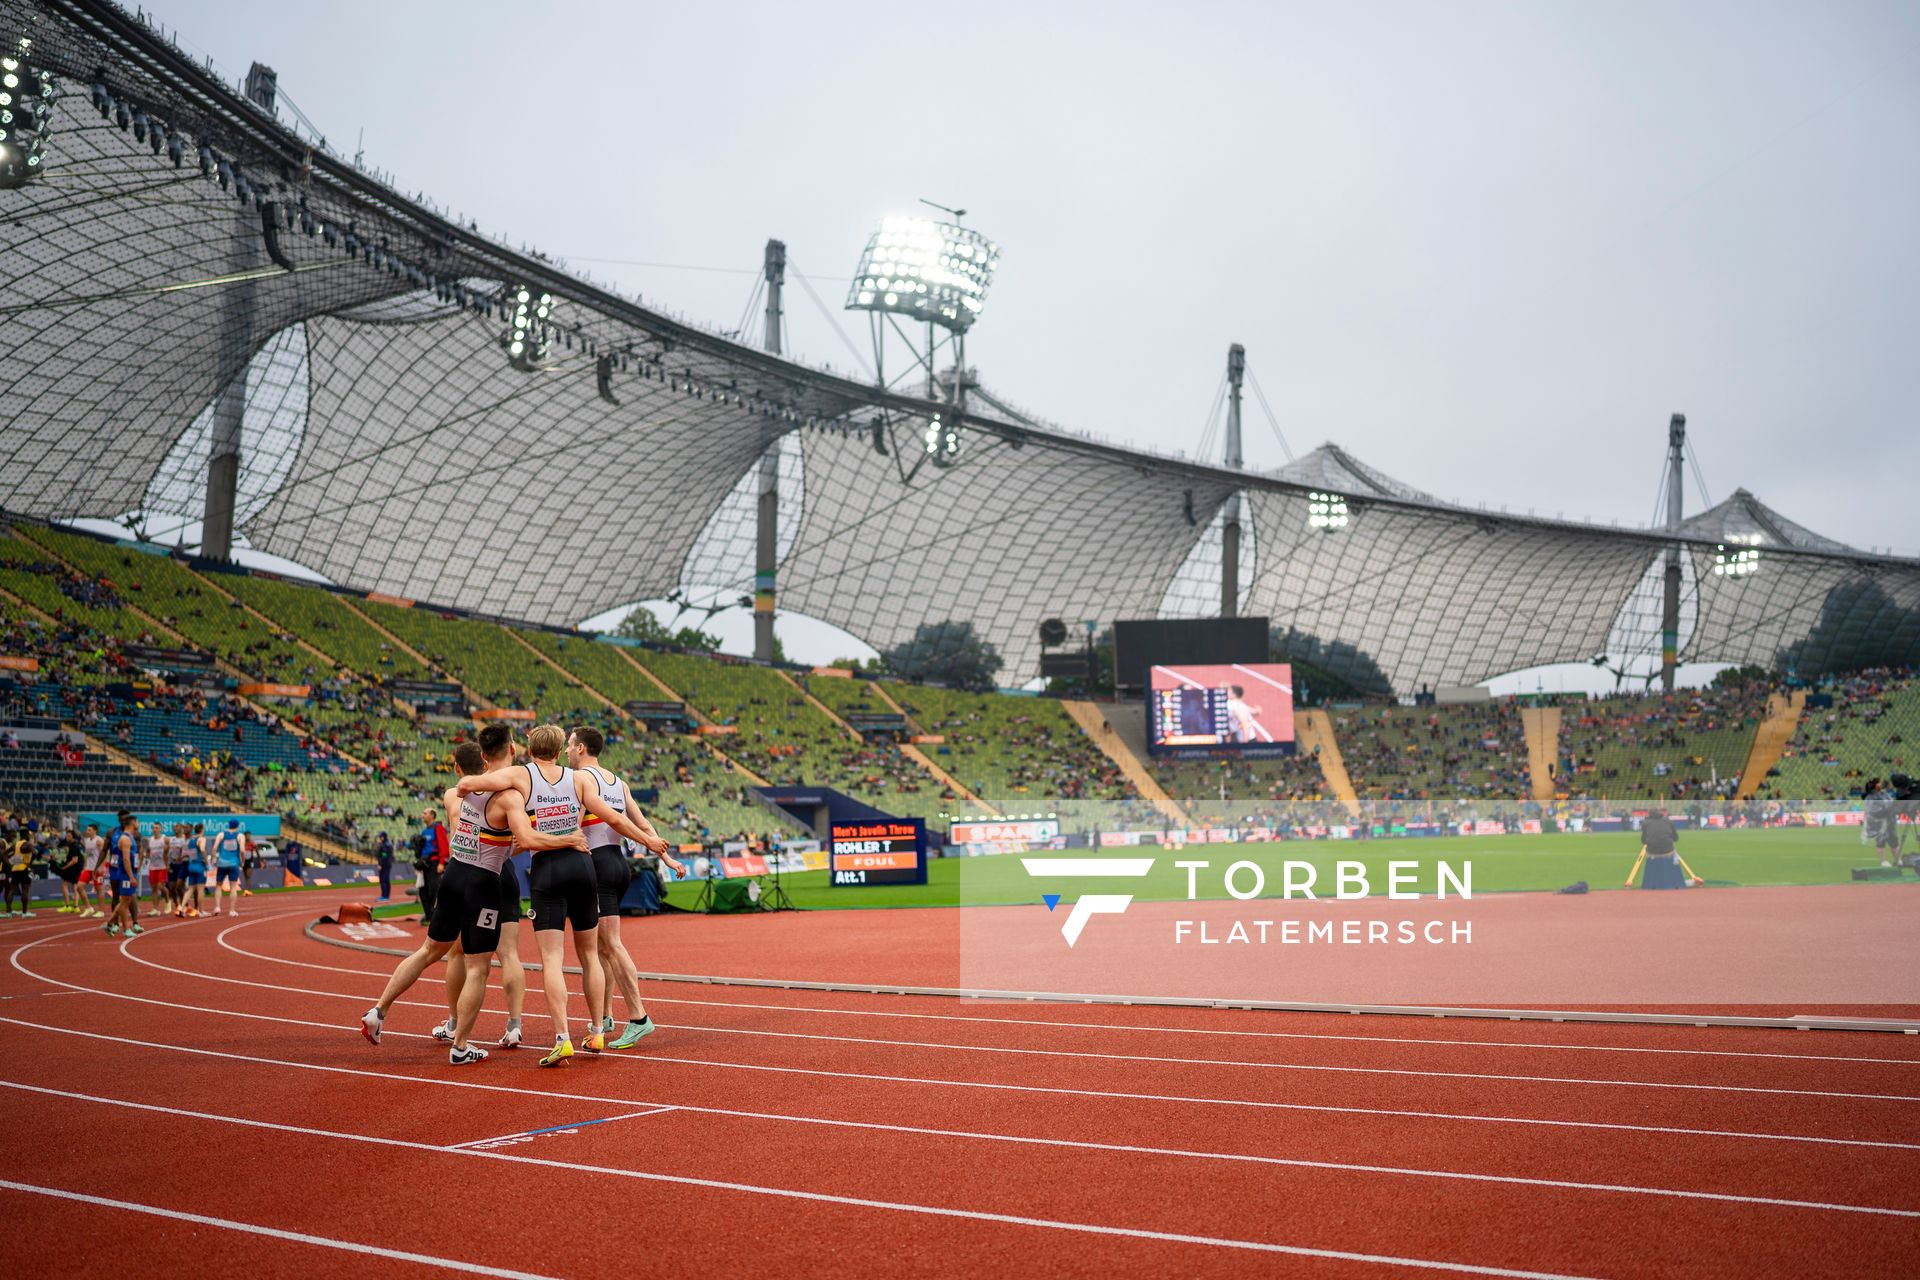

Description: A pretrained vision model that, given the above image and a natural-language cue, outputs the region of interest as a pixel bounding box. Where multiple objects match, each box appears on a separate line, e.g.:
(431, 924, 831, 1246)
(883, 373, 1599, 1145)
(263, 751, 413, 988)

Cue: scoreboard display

(828, 819, 928, 886)
(1147, 662, 1297, 759)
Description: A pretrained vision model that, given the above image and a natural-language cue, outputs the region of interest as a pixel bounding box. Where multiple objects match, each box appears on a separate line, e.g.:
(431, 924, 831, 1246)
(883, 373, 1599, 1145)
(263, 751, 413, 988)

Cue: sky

(128, 0, 1920, 680)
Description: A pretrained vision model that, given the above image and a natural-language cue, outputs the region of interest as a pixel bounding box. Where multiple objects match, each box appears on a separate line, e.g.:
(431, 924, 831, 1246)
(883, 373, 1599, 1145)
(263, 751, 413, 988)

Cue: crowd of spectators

(18, 523, 1918, 859)
(1332, 701, 1531, 803)
(1753, 666, 1916, 804)
(880, 682, 1157, 825)
(1556, 679, 1775, 803)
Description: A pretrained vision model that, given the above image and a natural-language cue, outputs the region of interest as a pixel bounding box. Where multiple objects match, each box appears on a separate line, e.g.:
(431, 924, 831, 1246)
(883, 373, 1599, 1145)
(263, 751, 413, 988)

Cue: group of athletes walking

(360, 723, 687, 1067)
(46, 815, 252, 933)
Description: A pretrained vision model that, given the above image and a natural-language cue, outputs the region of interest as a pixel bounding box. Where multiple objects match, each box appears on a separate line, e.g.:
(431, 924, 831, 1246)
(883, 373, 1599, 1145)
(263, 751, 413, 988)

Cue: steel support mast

(754, 239, 786, 662)
(1660, 412, 1686, 692)
(1221, 343, 1246, 617)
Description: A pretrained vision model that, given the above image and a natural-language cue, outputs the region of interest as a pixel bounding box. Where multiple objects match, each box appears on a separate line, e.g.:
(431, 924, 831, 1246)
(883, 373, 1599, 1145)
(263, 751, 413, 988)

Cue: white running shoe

(432, 1018, 456, 1043)
(496, 1023, 523, 1050)
(449, 1044, 489, 1066)
(360, 1007, 384, 1045)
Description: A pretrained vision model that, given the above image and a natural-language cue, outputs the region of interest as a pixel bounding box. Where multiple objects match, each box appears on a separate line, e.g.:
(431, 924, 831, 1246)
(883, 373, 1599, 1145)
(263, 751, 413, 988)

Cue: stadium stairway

(177, 560, 349, 681)
(898, 743, 997, 816)
(1059, 700, 1190, 825)
(337, 596, 494, 709)
(14, 531, 385, 777)
(775, 669, 863, 737)
(500, 625, 622, 715)
(1736, 689, 1808, 800)
(1520, 705, 1563, 804)
(608, 648, 774, 789)
(773, 669, 998, 815)
(863, 681, 923, 731)
(1294, 708, 1361, 817)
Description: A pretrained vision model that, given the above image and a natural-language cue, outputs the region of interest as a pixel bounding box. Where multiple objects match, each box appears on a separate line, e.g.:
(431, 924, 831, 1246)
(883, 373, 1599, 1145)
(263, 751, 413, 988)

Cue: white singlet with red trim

(582, 766, 626, 851)
(450, 790, 513, 874)
(524, 763, 580, 839)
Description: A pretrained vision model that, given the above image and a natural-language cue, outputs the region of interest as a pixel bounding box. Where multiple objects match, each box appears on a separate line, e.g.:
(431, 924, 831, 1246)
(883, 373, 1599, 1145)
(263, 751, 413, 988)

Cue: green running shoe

(608, 1017, 655, 1050)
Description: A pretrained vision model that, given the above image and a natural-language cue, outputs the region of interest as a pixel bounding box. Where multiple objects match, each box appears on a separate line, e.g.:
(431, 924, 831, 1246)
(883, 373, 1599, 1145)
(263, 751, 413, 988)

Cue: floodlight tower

(1659, 413, 1687, 692)
(1221, 343, 1246, 617)
(754, 239, 786, 662)
(845, 203, 1001, 468)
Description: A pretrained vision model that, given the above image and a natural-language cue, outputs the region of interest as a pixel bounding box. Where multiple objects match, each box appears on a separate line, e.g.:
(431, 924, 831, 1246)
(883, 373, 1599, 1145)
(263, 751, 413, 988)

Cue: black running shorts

(590, 846, 630, 920)
(427, 860, 506, 954)
(498, 861, 524, 924)
(529, 849, 598, 933)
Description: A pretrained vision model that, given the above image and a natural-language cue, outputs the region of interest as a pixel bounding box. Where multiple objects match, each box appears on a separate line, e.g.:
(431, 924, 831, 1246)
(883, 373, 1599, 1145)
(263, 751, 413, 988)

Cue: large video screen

(1111, 617, 1268, 690)
(1147, 663, 1296, 759)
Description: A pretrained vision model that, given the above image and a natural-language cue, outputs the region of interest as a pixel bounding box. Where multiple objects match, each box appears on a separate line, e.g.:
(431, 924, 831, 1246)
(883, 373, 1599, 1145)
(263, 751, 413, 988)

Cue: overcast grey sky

(150, 0, 1919, 557)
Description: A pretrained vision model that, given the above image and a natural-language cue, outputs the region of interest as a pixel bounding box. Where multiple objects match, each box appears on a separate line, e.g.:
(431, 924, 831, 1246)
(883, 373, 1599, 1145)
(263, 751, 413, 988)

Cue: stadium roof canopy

(3, 0, 1917, 695)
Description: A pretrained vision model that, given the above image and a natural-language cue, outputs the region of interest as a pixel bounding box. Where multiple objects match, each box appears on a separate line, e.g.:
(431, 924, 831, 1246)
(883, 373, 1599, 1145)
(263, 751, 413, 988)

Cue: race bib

(476, 908, 498, 929)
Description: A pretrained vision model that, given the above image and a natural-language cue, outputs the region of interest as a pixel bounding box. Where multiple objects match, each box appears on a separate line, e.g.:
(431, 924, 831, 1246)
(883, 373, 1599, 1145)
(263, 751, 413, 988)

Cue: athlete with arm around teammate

(566, 725, 686, 1049)
(457, 723, 667, 1064)
(361, 736, 585, 1062)
(431, 725, 532, 1052)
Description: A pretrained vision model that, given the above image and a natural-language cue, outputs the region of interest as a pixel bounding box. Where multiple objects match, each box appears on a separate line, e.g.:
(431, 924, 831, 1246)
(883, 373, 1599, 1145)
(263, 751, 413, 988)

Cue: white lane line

(16, 1005, 1920, 1213)
(220, 925, 1920, 1069)
(0, 1083, 1615, 1278)
(13, 932, 1918, 1153)
(5, 1050, 1914, 1223)
(450, 1107, 678, 1149)
(0, 1177, 556, 1279)
(125, 926, 1920, 1105)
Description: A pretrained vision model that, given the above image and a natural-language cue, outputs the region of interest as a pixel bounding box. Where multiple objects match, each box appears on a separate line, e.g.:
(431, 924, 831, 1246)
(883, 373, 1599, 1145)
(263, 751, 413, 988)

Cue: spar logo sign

(1020, 857, 1155, 947)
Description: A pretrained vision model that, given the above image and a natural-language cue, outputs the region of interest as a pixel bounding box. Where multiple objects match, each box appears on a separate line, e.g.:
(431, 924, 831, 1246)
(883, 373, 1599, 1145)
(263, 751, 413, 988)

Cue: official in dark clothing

(374, 831, 394, 901)
(414, 813, 445, 926)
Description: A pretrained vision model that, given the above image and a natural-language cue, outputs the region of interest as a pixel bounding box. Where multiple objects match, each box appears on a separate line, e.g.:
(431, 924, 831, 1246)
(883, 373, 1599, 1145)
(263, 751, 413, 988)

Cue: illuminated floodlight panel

(845, 216, 1000, 334)
(1307, 491, 1349, 530)
(1713, 537, 1761, 578)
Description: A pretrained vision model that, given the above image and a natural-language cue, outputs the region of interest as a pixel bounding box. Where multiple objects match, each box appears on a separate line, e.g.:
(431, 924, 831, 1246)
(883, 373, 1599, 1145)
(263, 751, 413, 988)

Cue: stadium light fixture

(922, 410, 961, 466)
(845, 215, 1000, 335)
(0, 37, 55, 190)
(505, 285, 553, 371)
(1712, 539, 1760, 578)
(1306, 491, 1349, 531)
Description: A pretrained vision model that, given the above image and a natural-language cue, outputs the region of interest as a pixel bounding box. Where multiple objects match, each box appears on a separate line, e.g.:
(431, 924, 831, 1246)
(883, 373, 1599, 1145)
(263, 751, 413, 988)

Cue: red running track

(0, 892, 1917, 1279)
